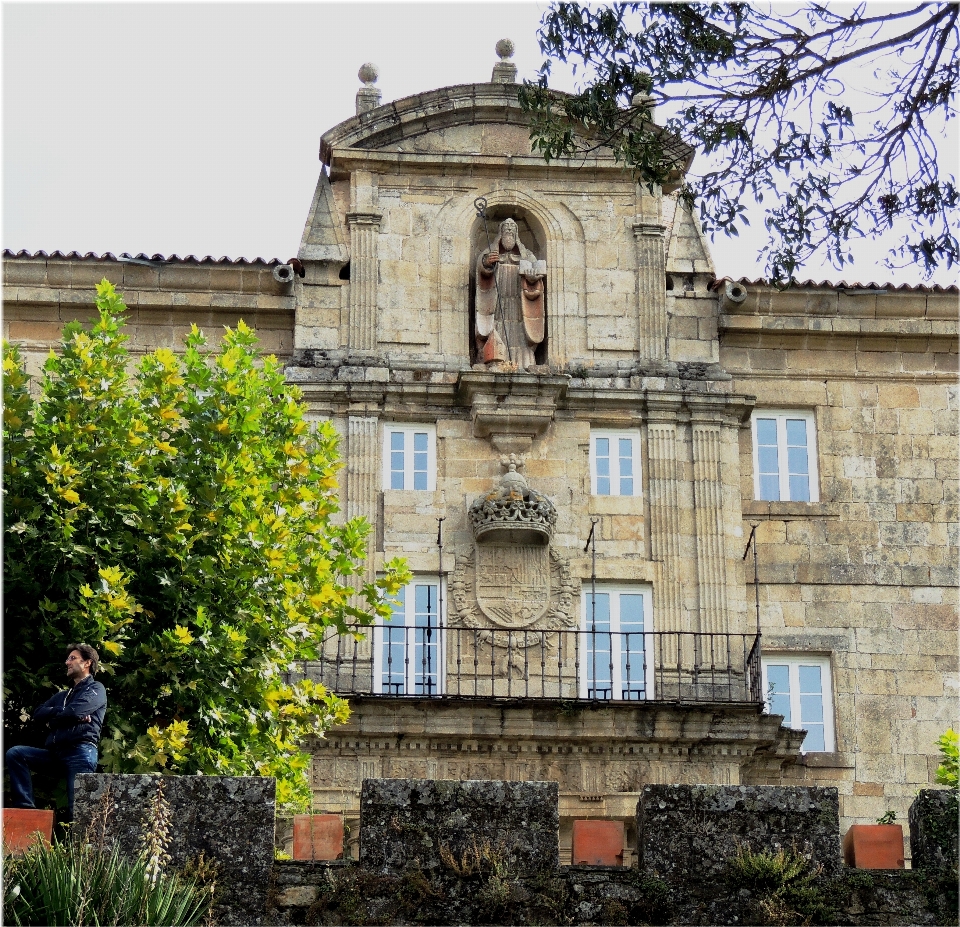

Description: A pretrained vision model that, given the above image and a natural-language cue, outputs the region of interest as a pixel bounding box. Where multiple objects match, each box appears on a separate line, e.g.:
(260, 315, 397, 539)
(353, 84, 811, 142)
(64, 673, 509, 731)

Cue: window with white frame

(580, 585, 653, 700)
(761, 655, 835, 752)
(382, 424, 436, 491)
(751, 411, 818, 502)
(374, 580, 444, 695)
(589, 430, 642, 496)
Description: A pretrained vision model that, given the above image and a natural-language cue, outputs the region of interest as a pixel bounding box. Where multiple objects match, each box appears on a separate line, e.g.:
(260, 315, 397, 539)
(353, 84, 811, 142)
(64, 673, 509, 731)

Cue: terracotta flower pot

(292, 813, 344, 861)
(571, 819, 625, 866)
(3, 808, 54, 854)
(842, 823, 905, 869)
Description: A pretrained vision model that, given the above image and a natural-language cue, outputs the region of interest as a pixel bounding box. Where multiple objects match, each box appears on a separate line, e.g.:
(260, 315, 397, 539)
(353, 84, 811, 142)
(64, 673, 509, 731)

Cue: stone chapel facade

(4, 48, 957, 864)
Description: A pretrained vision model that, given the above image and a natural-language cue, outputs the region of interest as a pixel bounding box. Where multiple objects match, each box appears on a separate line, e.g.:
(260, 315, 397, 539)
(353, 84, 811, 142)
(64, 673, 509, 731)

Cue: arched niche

(468, 205, 550, 366)
(434, 187, 586, 368)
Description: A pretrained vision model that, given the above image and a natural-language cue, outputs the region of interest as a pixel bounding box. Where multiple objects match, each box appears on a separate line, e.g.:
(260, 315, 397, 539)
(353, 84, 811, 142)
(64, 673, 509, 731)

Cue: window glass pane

(619, 594, 645, 633)
(789, 475, 810, 501)
(585, 592, 611, 699)
(619, 593, 646, 699)
(586, 592, 610, 630)
(798, 664, 822, 692)
(756, 419, 778, 445)
(768, 693, 790, 721)
(785, 418, 808, 447)
(618, 438, 634, 496)
(787, 446, 809, 475)
(382, 587, 406, 694)
(413, 432, 429, 490)
(758, 446, 780, 474)
(413, 584, 439, 695)
(390, 430, 406, 489)
(802, 724, 825, 752)
(759, 474, 780, 501)
(766, 665, 791, 721)
(596, 475, 610, 495)
(596, 437, 610, 457)
(800, 694, 824, 724)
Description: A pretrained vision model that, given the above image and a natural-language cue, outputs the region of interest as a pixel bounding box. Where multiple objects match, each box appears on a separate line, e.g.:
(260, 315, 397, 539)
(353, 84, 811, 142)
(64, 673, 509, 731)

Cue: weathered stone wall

(358, 778, 559, 876)
(637, 784, 843, 879)
(722, 285, 958, 847)
(74, 773, 275, 926)
(2, 253, 296, 381)
(268, 857, 955, 926)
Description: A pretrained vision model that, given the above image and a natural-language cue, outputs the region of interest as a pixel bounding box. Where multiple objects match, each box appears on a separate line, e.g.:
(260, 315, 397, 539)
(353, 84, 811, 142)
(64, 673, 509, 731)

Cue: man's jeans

(5, 743, 98, 820)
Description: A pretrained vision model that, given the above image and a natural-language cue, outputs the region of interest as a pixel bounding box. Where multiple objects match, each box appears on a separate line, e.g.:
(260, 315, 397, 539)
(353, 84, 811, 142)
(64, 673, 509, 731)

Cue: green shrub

(3, 838, 212, 926)
(728, 845, 830, 926)
(935, 728, 958, 790)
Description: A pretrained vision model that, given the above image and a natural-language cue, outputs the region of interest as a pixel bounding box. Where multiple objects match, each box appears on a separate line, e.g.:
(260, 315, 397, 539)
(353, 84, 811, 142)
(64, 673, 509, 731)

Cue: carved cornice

(346, 211, 383, 227)
(633, 222, 666, 238)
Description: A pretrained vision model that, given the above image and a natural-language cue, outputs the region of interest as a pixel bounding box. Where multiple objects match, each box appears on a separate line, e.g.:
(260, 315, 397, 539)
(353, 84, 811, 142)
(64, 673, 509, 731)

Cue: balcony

(306, 626, 763, 705)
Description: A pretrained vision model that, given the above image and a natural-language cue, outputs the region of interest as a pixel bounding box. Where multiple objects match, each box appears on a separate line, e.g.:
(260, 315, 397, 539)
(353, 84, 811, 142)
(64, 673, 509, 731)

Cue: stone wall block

(637, 784, 842, 879)
(908, 788, 959, 870)
(359, 778, 559, 877)
(73, 773, 275, 926)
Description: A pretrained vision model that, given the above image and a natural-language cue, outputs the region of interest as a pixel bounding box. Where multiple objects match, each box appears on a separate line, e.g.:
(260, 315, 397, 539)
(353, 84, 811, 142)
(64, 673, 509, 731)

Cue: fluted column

(633, 222, 667, 362)
(691, 415, 729, 636)
(646, 408, 683, 636)
(347, 212, 381, 351)
(346, 415, 379, 656)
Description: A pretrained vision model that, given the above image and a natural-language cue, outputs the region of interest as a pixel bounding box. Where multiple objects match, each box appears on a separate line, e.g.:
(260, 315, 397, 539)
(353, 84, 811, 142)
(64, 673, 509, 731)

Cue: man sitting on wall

(5, 644, 107, 820)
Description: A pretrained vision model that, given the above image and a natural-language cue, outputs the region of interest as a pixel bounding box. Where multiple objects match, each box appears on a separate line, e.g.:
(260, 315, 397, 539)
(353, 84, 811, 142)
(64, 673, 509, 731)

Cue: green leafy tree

(3, 279, 409, 809)
(520, 2, 958, 282)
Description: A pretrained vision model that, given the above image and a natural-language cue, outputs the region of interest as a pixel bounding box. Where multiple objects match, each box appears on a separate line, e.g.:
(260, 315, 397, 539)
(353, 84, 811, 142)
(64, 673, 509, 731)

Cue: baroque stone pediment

(319, 83, 695, 176)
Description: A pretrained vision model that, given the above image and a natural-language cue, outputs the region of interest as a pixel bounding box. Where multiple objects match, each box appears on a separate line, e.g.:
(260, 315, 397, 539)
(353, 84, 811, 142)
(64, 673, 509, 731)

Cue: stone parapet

(73, 773, 275, 926)
(359, 778, 559, 876)
(637, 784, 843, 879)
(909, 789, 959, 870)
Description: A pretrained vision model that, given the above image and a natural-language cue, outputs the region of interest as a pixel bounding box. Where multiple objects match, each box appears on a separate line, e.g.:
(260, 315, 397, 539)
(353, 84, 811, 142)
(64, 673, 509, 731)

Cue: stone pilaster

(346, 415, 379, 654)
(346, 212, 381, 351)
(633, 222, 667, 363)
(691, 414, 729, 636)
(645, 405, 683, 636)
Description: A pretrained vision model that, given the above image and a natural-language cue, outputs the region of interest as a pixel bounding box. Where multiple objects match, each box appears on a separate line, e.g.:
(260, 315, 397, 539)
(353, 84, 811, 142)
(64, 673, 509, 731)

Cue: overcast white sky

(3, 2, 956, 286)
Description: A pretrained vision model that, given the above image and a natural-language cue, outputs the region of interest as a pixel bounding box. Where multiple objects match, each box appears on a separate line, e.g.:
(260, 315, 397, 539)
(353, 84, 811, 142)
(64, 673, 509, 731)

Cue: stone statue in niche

(475, 218, 546, 370)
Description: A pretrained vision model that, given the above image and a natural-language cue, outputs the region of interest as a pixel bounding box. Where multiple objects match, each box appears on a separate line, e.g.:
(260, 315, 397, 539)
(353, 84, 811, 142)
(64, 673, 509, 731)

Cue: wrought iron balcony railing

(303, 625, 763, 705)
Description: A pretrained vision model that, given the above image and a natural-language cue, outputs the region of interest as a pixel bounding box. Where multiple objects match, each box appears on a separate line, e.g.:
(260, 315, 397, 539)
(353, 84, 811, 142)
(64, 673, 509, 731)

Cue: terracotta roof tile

(711, 275, 958, 295)
(3, 249, 285, 266)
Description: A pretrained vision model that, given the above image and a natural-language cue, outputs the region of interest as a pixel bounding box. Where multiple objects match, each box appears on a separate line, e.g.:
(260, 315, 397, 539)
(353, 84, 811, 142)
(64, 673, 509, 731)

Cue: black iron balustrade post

(585, 518, 599, 699)
(473, 629, 479, 696)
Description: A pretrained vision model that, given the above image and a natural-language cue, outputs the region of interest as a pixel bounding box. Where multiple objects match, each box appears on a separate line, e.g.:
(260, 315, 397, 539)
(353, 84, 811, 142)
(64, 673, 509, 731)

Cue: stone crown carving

(468, 456, 557, 545)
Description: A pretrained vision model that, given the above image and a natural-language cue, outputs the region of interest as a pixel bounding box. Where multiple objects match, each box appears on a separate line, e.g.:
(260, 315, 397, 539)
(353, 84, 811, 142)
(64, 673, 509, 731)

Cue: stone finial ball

(358, 63, 379, 85)
(495, 39, 515, 60)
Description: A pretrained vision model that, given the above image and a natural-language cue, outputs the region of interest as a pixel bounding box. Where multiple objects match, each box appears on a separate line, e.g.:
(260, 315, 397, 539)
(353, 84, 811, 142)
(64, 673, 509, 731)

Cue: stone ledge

(743, 501, 842, 519)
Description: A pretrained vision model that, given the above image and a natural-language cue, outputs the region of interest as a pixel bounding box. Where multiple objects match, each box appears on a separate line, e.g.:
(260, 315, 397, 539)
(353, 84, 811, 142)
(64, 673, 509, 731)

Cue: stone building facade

(4, 49, 957, 864)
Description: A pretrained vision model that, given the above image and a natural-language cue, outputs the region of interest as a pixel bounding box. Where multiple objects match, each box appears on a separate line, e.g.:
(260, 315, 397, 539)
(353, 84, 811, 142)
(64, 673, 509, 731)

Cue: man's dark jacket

(33, 675, 107, 752)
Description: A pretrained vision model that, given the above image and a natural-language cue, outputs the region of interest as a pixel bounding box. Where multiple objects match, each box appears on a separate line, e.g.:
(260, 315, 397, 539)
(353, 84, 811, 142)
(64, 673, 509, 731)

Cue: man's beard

(502, 234, 516, 251)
